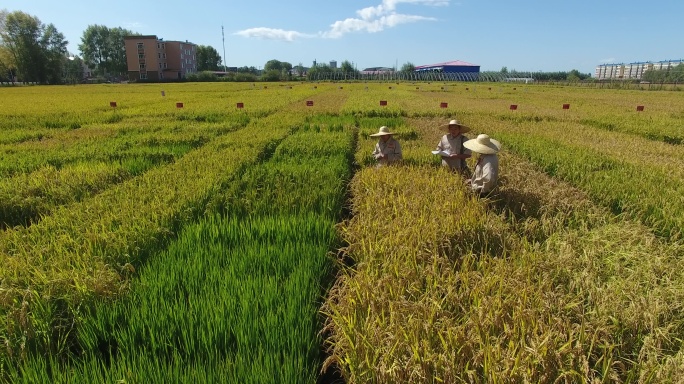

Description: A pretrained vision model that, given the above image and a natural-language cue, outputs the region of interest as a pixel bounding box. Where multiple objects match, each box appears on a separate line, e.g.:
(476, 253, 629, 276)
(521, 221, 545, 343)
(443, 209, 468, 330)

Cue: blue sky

(4, 0, 683, 75)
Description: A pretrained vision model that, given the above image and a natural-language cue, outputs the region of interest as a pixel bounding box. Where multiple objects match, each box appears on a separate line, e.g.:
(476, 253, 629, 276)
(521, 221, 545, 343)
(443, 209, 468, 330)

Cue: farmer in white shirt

(370, 126, 403, 167)
(436, 119, 471, 174)
(464, 134, 501, 197)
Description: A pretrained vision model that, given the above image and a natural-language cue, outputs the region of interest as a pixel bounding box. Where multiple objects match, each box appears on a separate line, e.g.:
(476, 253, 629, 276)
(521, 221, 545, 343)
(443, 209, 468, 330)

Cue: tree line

(640, 63, 684, 84)
(0, 9, 230, 84)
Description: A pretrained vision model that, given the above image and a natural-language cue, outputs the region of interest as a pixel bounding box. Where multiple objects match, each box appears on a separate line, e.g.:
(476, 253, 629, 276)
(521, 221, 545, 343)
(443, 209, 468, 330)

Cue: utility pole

(222, 25, 227, 72)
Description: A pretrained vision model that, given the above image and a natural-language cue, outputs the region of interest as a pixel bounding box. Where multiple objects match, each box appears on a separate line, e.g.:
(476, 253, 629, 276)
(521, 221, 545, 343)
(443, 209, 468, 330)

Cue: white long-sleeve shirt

(372, 138, 402, 166)
(436, 134, 471, 171)
(471, 154, 499, 194)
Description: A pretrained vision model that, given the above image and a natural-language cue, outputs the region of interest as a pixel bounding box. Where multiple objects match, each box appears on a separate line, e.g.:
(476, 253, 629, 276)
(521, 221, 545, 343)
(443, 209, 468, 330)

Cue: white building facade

(595, 59, 684, 80)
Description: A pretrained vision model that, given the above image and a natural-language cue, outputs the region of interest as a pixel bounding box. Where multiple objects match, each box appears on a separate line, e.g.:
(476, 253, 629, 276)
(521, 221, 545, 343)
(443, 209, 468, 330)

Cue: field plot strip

(0, 112, 295, 370)
(478, 117, 684, 241)
(5, 120, 356, 382)
(326, 111, 684, 382)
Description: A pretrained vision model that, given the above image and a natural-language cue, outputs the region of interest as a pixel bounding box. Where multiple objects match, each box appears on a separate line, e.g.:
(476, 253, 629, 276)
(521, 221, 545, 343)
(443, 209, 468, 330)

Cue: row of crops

(2, 82, 684, 382)
(6, 118, 355, 382)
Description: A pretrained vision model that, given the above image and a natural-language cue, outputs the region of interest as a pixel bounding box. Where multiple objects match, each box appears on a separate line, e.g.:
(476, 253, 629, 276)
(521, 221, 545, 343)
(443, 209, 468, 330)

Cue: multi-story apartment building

(595, 59, 684, 80)
(124, 35, 197, 81)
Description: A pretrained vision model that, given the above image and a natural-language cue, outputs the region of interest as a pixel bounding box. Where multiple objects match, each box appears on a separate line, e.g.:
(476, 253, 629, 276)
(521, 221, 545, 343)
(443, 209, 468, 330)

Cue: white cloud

(323, 14, 434, 38)
(234, 28, 313, 42)
(123, 22, 146, 31)
(235, 0, 448, 41)
(357, 0, 448, 20)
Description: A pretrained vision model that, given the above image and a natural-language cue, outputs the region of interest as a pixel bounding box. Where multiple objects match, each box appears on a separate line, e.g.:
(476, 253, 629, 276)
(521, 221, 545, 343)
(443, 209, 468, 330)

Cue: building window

(140, 64, 146, 70)
(164, 63, 167, 69)
(140, 73, 147, 79)
(160, 72, 164, 79)
(137, 43, 143, 49)
(163, 53, 166, 59)
(138, 54, 144, 59)
(159, 63, 162, 69)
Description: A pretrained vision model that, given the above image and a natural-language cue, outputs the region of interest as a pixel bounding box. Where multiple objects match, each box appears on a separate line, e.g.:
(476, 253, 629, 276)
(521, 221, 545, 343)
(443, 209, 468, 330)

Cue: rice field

(1, 82, 684, 383)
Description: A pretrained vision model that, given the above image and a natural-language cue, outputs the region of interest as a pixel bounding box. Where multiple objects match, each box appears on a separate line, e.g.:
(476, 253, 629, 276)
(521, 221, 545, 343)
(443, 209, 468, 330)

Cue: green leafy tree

(0, 11, 67, 84)
(42, 24, 68, 84)
(0, 11, 17, 83)
(264, 59, 283, 72)
(566, 69, 581, 82)
(281, 61, 292, 80)
(400, 62, 415, 73)
(79, 25, 136, 77)
(292, 63, 305, 77)
(306, 63, 332, 80)
(261, 69, 281, 81)
(0, 45, 14, 83)
(643, 63, 684, 83)
(340, 60, 357, 73)
(196, 45, 222, 71)
(264, 59, 293, 79)
(237, 66, 258, 75)
(63, 55, 84, 84)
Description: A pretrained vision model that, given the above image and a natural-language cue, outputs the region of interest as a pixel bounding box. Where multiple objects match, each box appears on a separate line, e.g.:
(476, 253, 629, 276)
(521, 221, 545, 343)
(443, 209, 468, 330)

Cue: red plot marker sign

(636, 105, 645, 111)
(109, 101, 117, 108)
(176, 102, 184, 108)
(562, 103, 570, 109)
(510, 104, 518, 110)
(440, 102, 448, 108)
(306, 100, 314, 107)
(236, 102, 244, 109)
(380, 100, 387, 106)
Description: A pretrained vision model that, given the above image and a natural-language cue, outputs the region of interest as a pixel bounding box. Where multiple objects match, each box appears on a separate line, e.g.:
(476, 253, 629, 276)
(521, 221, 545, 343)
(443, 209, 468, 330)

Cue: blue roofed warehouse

(414, 60, 480, 80)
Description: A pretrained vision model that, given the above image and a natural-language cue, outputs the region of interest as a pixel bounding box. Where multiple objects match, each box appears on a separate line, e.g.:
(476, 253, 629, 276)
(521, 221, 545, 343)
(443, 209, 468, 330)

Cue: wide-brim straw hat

(443, 119, 471, 133)
(464, 134, 501, 154)
(370, 126, 395, 137)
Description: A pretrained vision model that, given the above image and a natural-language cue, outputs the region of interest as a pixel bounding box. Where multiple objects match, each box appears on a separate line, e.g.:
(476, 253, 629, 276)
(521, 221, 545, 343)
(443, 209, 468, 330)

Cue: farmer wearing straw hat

(436, 119, 472, 174)
(370, 126, 402, 167)
(464, 134, 501, 196)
